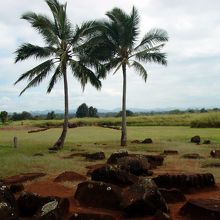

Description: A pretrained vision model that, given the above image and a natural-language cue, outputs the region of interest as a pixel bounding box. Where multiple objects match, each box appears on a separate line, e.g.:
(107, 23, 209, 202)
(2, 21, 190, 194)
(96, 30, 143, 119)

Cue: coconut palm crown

(85, 7, 168, 146)
(14, 0, 102, 149)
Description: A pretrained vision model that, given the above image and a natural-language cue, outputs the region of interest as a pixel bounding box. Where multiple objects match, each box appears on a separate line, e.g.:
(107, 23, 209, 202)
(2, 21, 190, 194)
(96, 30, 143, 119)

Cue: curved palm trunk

(51, 68, 69, 150)
(121, 64, 127, 146)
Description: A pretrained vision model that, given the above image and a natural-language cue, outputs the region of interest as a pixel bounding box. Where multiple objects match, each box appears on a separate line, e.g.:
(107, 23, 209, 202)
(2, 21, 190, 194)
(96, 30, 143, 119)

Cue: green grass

(1, 126, 220, 182)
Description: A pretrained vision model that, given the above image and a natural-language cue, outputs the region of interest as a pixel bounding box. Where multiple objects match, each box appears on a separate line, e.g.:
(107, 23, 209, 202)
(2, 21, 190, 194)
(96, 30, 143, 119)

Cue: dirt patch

(54, 171, 87, 182)
(2, 173, 46, 184)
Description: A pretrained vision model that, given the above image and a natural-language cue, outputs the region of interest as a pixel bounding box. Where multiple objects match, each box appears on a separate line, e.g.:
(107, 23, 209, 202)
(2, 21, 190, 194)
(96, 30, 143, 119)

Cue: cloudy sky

(1, 0, 220, 112)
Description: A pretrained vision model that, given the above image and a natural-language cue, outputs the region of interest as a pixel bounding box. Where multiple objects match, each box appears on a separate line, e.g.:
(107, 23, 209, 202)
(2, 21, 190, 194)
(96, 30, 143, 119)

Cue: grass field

(0, 125, 220, 182)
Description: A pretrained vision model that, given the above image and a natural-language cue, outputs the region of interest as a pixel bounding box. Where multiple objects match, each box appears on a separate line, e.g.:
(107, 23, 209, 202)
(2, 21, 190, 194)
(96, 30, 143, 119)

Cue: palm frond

(135, 28, 168, 51)
(14, 59, 54, 85)
(18, 60, 55, 95)
(15, 43, 56, 63)
(47, 64, 62, 93)
(22, 12, 60, 45)
(70, 60, 101, 90)
(131, 60, 147, 81)
(135, 52, 167, 65)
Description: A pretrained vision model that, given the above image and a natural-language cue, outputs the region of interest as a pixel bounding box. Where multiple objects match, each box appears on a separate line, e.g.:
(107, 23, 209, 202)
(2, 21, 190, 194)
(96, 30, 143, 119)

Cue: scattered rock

(68, 123, 77, 128)
(34, 198, 69, 220)
(153, 173, 215, 191)
(131, 140, 141, 144)
(203, 140, 211, 144)
(163, 150, 178, 155)
(202, 162, 220, 168)
(117, 155, 151, 176)
(33, 153, 44, 157)
(85, 152, 105, 160)
(144, 155, 164, 167)
(142, 138, 153, 144)
(69, 212, 116, 220)
(0, 184, 18, 219)
(2, 173, 46, 184)
(86, 164, 106, 176)
(9, 183, 24, 194)
(191, 136, 201, 144)
(210, 150, 220, 158)
(63, 152, 88, 159)
(154, 210, 171, 220)
(54, 171, 87, 182)
(179, 199, 220, 220)
(74, 181, 122, 210)
(159, 188, 186, 203)
(107, 150, 129, 164)
(182, 153, 203, 159)
(121, 178, 168, 217)
(91, 164, 138, 187)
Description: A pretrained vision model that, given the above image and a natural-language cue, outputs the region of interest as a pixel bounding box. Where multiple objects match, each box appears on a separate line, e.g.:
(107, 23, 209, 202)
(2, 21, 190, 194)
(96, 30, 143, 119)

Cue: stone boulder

(10, 183, 24, 194)
(179, 199, 220, 220)
(0, 184, 18, 220)
(163, 150, 178, 155)
(69, 212, 116, 220)
(191, 136, 201, 144)
(117, 155, 151, 176)
(182, 153, 203, 159)
(121, 178, 168, 217)
(54, 171, 86, 182)
(142, 138, 153, 144)
(210, 150, 220, 158)
(107, 150, 128, 164)
(74, 181, 122, 210)
(91, 164, 138, 187)
(159, 188, 186, 203)
(85, 152, 105, 160)
(33, 198, 69, 220)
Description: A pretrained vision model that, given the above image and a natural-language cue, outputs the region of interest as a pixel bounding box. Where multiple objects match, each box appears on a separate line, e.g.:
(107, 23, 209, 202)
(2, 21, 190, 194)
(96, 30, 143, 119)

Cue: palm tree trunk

(121, 64, 127, 146)
(51, 68, 69, 150)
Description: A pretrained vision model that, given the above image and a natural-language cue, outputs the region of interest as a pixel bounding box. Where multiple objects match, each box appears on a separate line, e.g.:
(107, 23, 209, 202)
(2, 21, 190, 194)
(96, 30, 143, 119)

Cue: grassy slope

(0, 126, 220, 181)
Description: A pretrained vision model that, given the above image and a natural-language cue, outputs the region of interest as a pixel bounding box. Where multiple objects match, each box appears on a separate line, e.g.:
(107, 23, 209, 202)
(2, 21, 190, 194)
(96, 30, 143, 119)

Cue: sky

(1, 0, 220, 112)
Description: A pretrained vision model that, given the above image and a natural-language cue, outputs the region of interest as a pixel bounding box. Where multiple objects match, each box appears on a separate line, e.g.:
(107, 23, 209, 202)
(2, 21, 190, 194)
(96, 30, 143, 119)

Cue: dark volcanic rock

(159, 188, 186, 203)
(107, 150, 129, 164)
(182, 153, 203, 159)
(54, 171, 86, 182)
(131, 140, 141, 144)
(144, 155, 164, 167)
(10, 183, 24, 194)
(91, 164, 138, 187)
(179, 199, 220, 220)
(163, 150, 178, 155)
(191, 136, 201, 144)
(210, 150, 220, 158)
(142, 138, 153, 144)
(121, 178, 168, 217)
(74, 181, 122, 210)
(117, 155, 150, 176)
(85, 152, 105, 160)
(0, 184, 18, 220)
(33, 198, 69, 220)
(203, 140, 211, 144)
(154, 210, 171, 220)
(17, 192, 61, 217)
(69, 212, 116, 220)
(153, 173, 215, 191)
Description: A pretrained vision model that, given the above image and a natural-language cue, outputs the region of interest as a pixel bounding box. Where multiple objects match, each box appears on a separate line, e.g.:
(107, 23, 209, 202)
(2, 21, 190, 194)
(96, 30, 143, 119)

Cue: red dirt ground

(22, 175, 220, 220)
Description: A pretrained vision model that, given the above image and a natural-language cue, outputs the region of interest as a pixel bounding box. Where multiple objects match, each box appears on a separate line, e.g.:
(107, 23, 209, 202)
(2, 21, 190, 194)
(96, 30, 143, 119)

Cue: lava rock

(154, 210, 171, 220)
(191, 136, 201, 144)
(69, 212, 116, 220)
(179, 199, 220, 220)
(85, 152, 105, 160)
(74, 181, 122, 210)
(121, 178, 168, 217)
(182, 153, 203, 159)
(54, 171, 86, 182)
(142, 138, 153, 144)
(91, 164, 138, 187)
(159, 188, 186, 203)
(107, 150, 129, 164)
(117, 155, 151, 176)
(163, 150, 178, 155)
(210, 150, 220, 158)
(10, 183, 24, 194)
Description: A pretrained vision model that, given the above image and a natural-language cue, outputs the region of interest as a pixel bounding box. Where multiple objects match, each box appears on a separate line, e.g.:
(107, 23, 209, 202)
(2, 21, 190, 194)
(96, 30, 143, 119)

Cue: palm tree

(14, 0, 101, 150)
(85, 7, 168, 146)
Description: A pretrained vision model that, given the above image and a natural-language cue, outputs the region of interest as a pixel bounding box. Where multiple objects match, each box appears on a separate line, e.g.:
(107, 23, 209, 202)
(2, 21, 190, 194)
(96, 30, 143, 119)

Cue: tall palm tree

(85, 7, 168, 146)
(14, 0, 101, 150)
